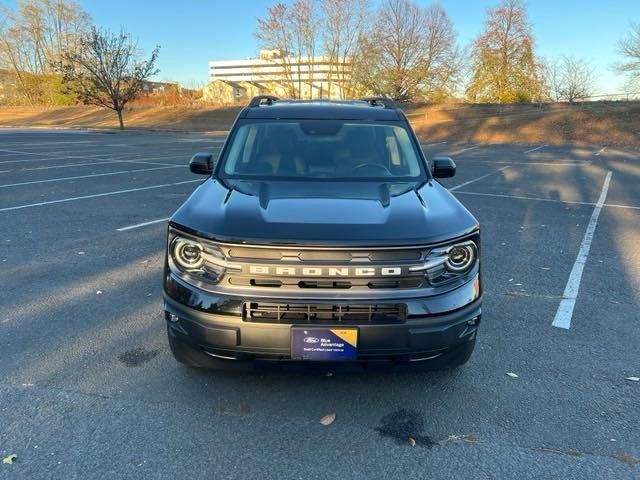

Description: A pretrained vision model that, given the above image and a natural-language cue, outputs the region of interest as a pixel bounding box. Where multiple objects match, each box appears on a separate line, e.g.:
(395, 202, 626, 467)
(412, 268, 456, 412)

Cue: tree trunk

(116, 108, 124, 129)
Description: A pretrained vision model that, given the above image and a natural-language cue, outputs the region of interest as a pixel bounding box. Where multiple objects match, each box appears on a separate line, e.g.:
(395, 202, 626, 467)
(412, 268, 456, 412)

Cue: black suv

(163, 96, 482, 371)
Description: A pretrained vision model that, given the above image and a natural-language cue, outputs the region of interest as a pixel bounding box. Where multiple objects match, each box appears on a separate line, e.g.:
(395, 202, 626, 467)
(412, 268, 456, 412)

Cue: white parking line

(117, 217, 172, 231)
(423, 141, 448, 147)
(455, 190, 640, 211)
(0, 179, 202, 212)
(444, 161, 591, 166)
(0, 153, 183, 165)
(455, 190, 594, 207)
(0, 141, 95, 147)
(524, 145, 546, 154)
(595, 147, 606, 156)
(604, 202, 640, 211)
(503, 161, 590, 166)
(448, 145, 481, 156)
(449, 166, 510, 192)
(552, 171, 613, 330)
(0, 152, 113, 164)
(0, 148, 48, 155)
(21, 159, 179, 171)
(0, 165, 184, 188)
(21, 160, 122, 171)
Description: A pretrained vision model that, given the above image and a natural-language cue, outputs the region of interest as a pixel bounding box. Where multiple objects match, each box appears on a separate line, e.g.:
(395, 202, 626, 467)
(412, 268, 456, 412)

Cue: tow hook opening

(467, 315, 480, 326)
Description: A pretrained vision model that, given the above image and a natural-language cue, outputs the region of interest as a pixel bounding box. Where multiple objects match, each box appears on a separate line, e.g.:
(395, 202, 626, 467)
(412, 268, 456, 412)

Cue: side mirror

(432, 156, 456, 178)
(189, 153, 213, 175)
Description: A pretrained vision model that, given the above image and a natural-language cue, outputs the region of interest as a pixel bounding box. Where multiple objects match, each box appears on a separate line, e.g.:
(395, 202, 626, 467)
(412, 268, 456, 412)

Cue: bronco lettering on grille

(247, 266, 404, 276)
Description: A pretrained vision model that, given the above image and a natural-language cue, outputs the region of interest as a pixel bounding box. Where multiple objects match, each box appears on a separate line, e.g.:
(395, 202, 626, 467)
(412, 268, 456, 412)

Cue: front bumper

(163, 270, 482, 367)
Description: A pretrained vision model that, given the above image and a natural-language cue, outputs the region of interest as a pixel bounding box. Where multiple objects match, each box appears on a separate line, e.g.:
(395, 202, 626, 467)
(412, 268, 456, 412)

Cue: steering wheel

(352, 163, 391, 176)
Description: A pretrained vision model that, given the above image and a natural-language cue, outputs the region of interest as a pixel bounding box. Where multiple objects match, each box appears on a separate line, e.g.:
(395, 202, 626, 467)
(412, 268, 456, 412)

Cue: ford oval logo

(304, 337, 320, 344)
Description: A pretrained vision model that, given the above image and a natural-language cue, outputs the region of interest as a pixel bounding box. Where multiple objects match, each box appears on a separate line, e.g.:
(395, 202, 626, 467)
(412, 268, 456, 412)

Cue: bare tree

(290, 0, 319, 99)
(556, 56, 594, 103)
(418, 4, 463, 100)
(543, 58, 562, 102)
(1, 0, 89, 73)
(0, 8, 35, 104)
(616, 23, 640, 89)
(255, 4, 297, 98)
(60, 27, 159, 129)
(621, 75, 640, 99)
(356, 0, 423, 101)
(0, 0, 90, 104)
(466, 0, 544, 103)
(321, 0, 369, 99)
(258, 1, 360, 100)
(355, 0, 460, 102)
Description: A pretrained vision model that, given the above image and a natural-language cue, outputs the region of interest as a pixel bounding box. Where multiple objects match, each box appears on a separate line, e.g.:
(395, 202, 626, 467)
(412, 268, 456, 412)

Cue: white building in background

(203, 49, 351, 103)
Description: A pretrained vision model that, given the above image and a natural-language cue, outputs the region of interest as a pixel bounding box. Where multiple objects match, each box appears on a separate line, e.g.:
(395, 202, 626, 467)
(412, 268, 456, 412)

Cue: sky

(4, 0, 637, 94)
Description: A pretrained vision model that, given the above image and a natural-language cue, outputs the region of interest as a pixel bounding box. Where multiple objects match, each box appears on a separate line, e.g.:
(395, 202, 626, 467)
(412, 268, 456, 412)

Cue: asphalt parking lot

(0, 128, 638, 479)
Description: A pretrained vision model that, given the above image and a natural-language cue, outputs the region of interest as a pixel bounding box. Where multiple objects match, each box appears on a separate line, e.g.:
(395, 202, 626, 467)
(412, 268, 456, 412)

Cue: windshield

(218, 120, 426, 181)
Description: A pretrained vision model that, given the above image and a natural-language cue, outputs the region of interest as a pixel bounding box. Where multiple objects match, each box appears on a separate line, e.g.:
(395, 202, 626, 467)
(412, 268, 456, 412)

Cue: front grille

(220, 244, 429, 292)
(243, 302, 407, 325)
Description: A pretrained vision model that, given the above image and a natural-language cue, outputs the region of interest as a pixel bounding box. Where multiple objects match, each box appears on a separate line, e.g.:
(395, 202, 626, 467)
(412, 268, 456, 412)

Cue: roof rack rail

(249, 95, 279, 107)
(361, 96, 395, 108)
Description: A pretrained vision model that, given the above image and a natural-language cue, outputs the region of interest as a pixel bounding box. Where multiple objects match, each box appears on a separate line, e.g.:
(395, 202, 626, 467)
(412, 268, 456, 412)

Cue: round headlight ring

(172, 237, 204, 270)
(445, 242, 476, 273)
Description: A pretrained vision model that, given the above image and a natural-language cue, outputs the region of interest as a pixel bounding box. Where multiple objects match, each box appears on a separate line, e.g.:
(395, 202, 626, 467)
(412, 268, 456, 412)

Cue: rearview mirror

(432, 156, 456, 178)
(189, 153, 213, 175)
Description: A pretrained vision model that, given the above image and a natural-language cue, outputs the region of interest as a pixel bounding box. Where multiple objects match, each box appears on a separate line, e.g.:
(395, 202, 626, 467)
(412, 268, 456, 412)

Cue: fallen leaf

(614, 452, 639, 466)
(506, 372, 519, 378)
(625, 377, 639, 382)
(408, 437, 416, 447)
(319, 413, 336, 426)
(2, 454, 17, 465)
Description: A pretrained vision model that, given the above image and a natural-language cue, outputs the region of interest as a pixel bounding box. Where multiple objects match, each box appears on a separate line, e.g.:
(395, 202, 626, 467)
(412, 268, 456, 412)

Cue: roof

(242, 100, 403, 121)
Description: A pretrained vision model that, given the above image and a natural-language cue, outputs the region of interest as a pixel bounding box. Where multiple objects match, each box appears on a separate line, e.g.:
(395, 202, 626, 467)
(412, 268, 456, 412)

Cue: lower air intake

(243, 302, 406, 325)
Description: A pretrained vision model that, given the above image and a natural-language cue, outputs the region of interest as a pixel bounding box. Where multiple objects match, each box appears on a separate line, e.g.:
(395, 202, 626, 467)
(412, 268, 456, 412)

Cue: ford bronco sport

(163, 96, 482, 370)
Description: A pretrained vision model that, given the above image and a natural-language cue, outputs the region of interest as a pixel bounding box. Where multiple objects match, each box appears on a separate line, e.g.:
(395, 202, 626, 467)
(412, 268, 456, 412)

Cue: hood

(171, 179, 478, 246)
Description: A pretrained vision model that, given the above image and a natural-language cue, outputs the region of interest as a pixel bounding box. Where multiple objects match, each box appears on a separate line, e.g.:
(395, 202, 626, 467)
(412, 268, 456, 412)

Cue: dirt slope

(409, 102, 640, 147)
(0, 102, 638, 146)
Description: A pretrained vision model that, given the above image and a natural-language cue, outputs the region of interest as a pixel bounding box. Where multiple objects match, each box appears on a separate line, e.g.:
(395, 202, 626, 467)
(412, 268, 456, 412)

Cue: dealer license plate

(291, 327, 358, 361)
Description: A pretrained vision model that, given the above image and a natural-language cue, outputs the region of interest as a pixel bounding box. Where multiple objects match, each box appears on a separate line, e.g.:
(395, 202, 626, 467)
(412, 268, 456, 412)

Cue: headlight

(169, 231, 232, 285)
(411, 239, 478, 286)
(445, 243, 476, 272)
(172, 237, 204, 271)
